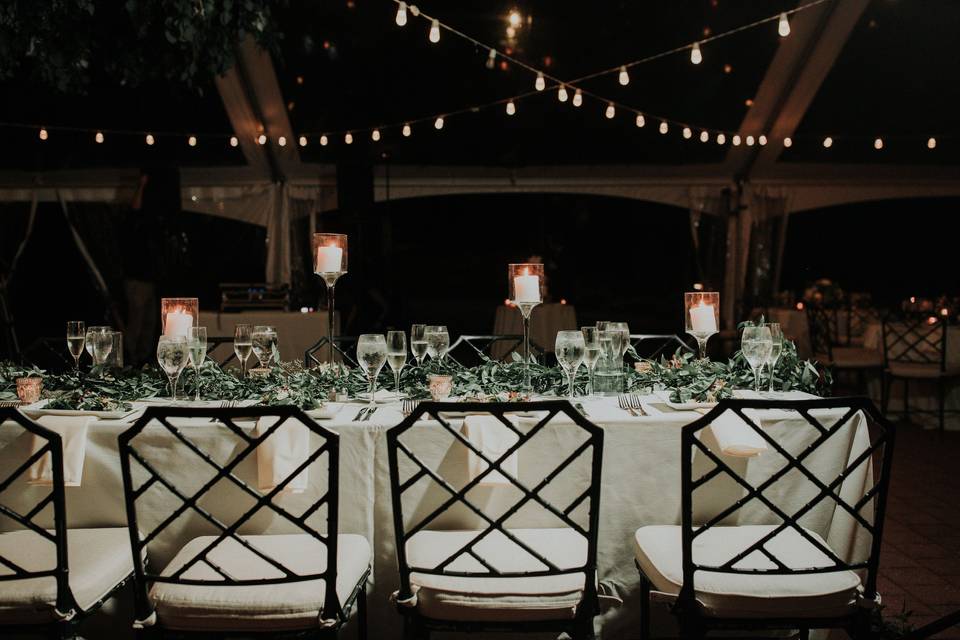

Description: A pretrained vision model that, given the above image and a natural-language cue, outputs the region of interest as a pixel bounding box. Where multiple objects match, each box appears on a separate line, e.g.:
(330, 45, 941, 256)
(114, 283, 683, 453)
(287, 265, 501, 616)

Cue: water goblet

(741, 326, 773, 393)
(555, 330, 586, 399)
(157, 335, 190, 401)
(357, 334, 387, 411)
(410, 324, 428, 366)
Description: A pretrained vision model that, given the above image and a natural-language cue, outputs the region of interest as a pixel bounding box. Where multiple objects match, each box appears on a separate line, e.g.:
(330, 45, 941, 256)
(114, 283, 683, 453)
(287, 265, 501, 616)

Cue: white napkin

(462, 415, 520, 486)
(255, 416, 309, 494)
(28, 415, 93, 487)
(710, 410, 768, 458)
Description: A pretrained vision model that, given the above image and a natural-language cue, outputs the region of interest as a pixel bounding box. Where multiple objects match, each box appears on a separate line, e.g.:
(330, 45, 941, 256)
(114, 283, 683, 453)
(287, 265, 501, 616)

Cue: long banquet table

(0, 393, 874, 639)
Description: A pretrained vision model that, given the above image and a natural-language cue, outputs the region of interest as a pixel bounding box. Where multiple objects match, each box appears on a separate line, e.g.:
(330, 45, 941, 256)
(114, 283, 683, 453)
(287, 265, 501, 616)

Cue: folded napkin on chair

(256, 416, 310, 494)
(463, 415, 520, 487)
(29, 415, 93, 487)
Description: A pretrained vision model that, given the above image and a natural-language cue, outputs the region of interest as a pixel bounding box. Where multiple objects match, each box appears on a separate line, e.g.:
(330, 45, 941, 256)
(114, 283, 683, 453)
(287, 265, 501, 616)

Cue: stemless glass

(357, 334, 388, 410)
(609, 321, 631, 358)
(426, 325, 450, 363)
(742, 326, 773, 393)
(234, 324, 253, 379)
(555, 330, 586, 399)
(189, 327, 207, 402)
(91, 327, 113, 367)
(157, 335, 190, 401)
(386, 330, 407, 396)
(410, 324, 428, 366)
(251, 325, 279, 368)
(581, 326, 601, 396)
(763, 322, 784, 393)
(66, 321, 85, 370)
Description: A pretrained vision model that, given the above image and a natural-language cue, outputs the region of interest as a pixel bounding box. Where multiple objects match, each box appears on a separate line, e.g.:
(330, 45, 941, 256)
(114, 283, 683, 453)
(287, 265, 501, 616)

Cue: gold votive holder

(428, 375, 453, 401)
(16, 377, 43, 404)
(248, 367, 271, 379)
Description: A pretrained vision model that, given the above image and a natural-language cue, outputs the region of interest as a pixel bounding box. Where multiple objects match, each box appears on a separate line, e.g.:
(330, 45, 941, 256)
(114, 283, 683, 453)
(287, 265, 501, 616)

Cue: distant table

(763, 308, 811, 358)
(198, 310, 337, 364)
(492, 303, 577, 357)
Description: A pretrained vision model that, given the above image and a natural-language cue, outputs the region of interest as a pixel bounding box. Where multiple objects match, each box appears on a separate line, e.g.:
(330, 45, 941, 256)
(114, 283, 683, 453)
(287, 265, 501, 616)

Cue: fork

(363, 406, 378, 421)
(617, 394, 638, 417)
(352, 407, 368, 422)
(402, 399, 421, 417)
(625, 393, 646, 416)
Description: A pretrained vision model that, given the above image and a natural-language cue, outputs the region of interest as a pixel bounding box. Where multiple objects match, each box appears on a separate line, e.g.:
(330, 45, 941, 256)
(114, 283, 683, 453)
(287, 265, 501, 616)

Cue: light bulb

(429, 19, 440, 43)
(558, 85, 568, 102)
(95, 131, 104, 144)
(535, 72, 545, 91)
(344, 132, 353, 144)
(506, 100, 516, 115)
(928, 137, 937, 149)
(299, 136, 307, 147)
(700, 130, 709, 142)
(409, 4, 419, 16)
(434, 116, 444, 129)
(372, 129, 381, 141)
(402, 124, 412, 137)
(230, 136, 238, 147)
(691, 42, 703, 65)
(187, 135, 197, 147)
(618, 65, 629, 86)
(39, 128, 48, 140)
(320, 134, 329, 146)
(659, 121, 668, 135)
(278, 136, 287, 147)
(716, 133, 726, 144)
(778, 12, 791, 37)
(257, 134, 267, 145)
(508, 11, 521, 28)
(874, 137, 883, 150)
(746, 135, 755, 146)
(682, 127, 692, 139)
(758, 134, 768, 146)
(732, 134, 742, 146)
(635, 114, 645, 128)
(783, 136, 792, 147)
(486, 48, 496, 69)
(823, 136, 833, 148)
(605, 103, 616, 119)
(572, 89, 583, 107)
(145, 133, 155, 146)
(395, 1, 408, 26)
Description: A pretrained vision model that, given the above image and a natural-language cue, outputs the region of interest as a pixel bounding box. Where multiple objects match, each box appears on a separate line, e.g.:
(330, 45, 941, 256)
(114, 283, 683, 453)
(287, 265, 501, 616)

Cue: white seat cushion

(0, 528, 133, 624)
(405, 528, 587, 622)
(634, 525, 862, 619)
(150, 533, 369, 632)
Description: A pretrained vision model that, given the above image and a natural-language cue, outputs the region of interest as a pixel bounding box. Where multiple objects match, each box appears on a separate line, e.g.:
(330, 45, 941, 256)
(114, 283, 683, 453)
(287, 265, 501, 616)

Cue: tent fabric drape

(744, 187, 792, 305)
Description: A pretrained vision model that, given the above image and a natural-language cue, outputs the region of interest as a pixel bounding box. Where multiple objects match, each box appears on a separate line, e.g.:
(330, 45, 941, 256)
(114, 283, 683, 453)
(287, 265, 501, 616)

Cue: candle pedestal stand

(517, 301, 540, 392)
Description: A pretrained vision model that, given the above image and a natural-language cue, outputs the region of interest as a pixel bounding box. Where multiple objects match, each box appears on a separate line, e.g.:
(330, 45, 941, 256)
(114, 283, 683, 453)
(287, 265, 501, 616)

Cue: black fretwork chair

(304, 336, 360, 368)
(0, 408, 133, 638)
(205, 336, 238, 367)
(386, 401, 605, 639)
(808, 306, 883, 392)
(634, 397, 895, 639)
(445, 335, 525, 366)
(881, 316, 960, 435)
(118, 406, 370, 637)
(629, 334, 695, 360)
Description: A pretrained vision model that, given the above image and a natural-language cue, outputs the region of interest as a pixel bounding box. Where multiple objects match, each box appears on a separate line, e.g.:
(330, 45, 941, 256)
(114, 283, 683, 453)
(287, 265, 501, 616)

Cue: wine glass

(357, 334, 387, 411)
(386, 330, 407, 397)
(609, 321, 631, 358)
(189, 327, 207, 402)
(66, 321, 85, 370)
(741, 326, 773, 393)
(157, 335, 190, 401)
(763, 322, 784, 393)
(581, 326, 600, 396)
(234, 324, 253, 379)
(555, 330, 586, 399)
(84, 325, 109, 365)
(251, 325, 279, 368)
(425, 325, 450, 363)
(410, 324, 428, 366)
(91, 327, 113, 367)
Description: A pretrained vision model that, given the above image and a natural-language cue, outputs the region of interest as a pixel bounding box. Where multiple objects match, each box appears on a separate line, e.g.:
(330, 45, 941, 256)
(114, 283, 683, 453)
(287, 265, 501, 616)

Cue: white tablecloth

(198, 310, 337, 364)
(0, 395, 873, 638)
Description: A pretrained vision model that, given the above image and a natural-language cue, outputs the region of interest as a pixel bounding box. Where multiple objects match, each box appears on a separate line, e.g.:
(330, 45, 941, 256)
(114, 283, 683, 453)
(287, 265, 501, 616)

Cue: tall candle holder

(312, 233, 348, 363)
(160, 298, 198, 338)
(684, 291, 720, 360)
(508, 263, 544, 391)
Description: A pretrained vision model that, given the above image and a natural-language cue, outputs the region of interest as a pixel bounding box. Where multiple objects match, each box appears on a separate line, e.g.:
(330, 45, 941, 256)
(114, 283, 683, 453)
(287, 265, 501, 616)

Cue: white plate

(306, 403, 343, 420)
(21, 400, 137, 420)
(652, 390, 717, 411)
(353, 392, 401, 404)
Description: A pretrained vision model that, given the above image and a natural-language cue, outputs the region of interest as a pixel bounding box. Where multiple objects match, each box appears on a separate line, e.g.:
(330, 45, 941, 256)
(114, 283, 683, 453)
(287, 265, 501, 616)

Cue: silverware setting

(617, 394, 646, 417)
(401, 398, 421, 417)
(353, 407, 368, 422)
(574, 402, 590, 417)
(364, 406, 378, 421)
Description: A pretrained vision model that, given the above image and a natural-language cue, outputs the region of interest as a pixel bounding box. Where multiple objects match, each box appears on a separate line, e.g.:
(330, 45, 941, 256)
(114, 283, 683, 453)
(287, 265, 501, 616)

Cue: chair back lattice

(845, 307, 884, 347)
(629, 334, 694, 360)
(806, 306, 839, 359)
(0, 408, 75, 615)
(118, 406, 344, 625)
(387, 401, 604, 611)
(882, 316, 948, 372)
(304, 336, 359, 368)
(679, 397, 895, 611)
(205, 336, 237, 367)
(446, 335, 525, 366)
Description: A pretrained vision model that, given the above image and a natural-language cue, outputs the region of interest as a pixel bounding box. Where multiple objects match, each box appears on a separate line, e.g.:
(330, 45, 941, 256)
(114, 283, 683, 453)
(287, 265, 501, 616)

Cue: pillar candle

(689, 303, 717, 333)
(513, 275, 541, 303)
(316, 246, 343, 273)
(164, 311, 193, 337)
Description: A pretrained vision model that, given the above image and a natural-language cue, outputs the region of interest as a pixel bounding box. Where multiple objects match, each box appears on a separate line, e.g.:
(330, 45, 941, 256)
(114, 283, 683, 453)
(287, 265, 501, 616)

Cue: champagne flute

(741, 326, 773, 393)
(556, 330, 586, 399)
(189, 327, 207, 402)
(157, 335, 190, 401)
(251, 325, 279, 368)
(386, 330, 407, 397)
(426, 325, 450, 363)
(763, 322, 784, 393)
(357, 334, 387, 411)
(67, 321, 85, 370)
(410, 324, 428, 366)
(581, 326, 600, 396)
(234, 324, 253, 379)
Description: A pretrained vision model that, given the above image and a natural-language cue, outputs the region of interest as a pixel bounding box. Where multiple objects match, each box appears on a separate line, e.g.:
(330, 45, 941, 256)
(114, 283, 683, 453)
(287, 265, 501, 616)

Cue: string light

(278, 136, 287, 146)
(572, 89, 583, 107)
(758, 134, 768, 146)
(535, 72, 545, 91)
(402, 124, 412, 137)
(635, 114, 645, 128)
(395, 1, 408, 26)
(299, 135, 308, 147)
(409, 4, 419, 16)
(371, 129, 381, 141)
(188, 135, 197, 147)
(320, 134, 329, 146)
(659, 121, 669, 134)
(145, 133, 155, 145)
(429, 19, 440, 43)
(39, 128, 48, 140)
(682, 126, 692, 139)
(486, 49, 497, 69)
(746, 135, 755, 146)
(506, 100, 516, 115)
(257, 134, 267, 145)
(690, 42, 703, 65)
(778, 12, 791, 37)
(823, 136, 833, 148)
(928, 137, 937, 149)
(605, 103, 616, 119)
(230, 136, 238, 147)
(508, 11, 521, 28)
(345, 132, 353, 144)
(783, 136, 792, 147)
(716, 133, 726, 144)
(700, 130, 709, 142)
(874, 137, 883, 150)
(558, 85, 568, 102)
(434, 116, 444, 129)
(732, 134, 741, 146)
(618, 65, 630, 86)
(95, 131, 104, 144)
